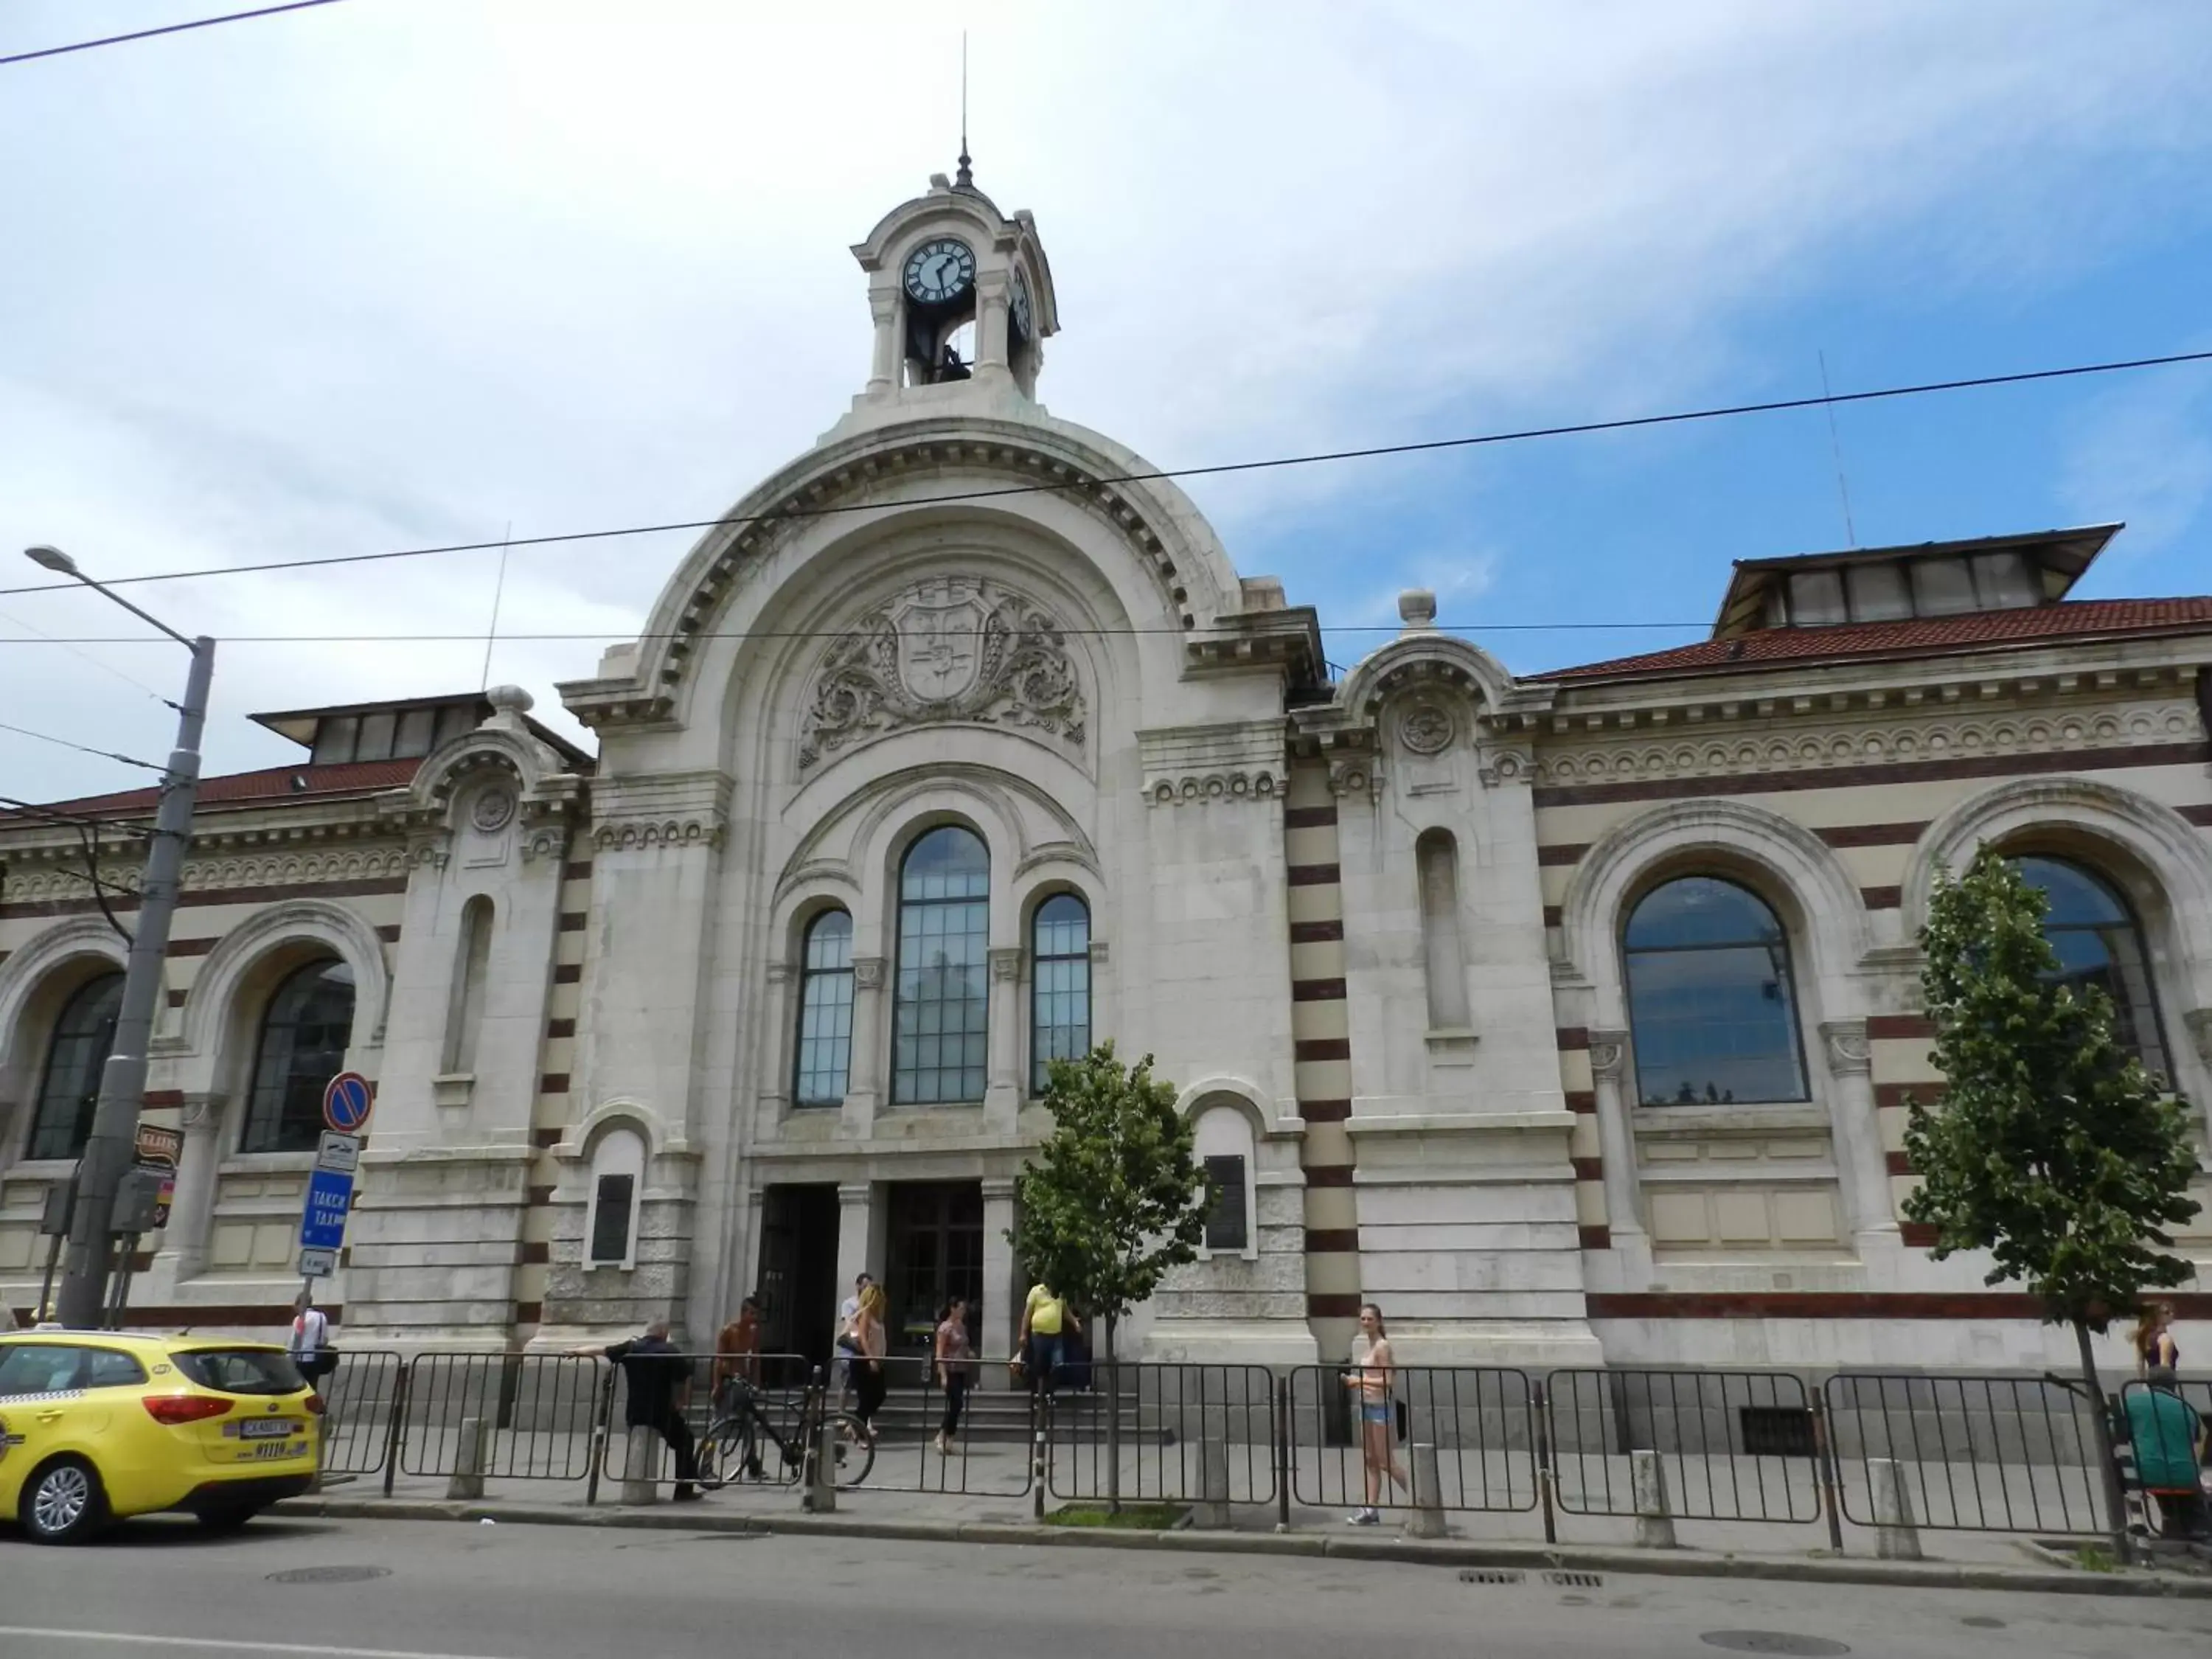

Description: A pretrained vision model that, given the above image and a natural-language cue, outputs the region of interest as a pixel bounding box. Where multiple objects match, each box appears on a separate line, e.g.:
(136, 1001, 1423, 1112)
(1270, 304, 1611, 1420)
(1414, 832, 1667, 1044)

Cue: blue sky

(3, 1, 2210, 801)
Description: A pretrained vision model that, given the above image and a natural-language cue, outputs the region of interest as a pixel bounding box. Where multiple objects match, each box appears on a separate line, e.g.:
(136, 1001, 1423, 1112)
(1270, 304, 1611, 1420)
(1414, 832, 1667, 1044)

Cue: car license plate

(240, 1418, 298, 1439)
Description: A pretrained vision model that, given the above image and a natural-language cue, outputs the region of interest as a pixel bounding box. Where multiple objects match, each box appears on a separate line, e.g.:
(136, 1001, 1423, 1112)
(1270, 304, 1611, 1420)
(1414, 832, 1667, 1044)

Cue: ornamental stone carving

(1820, 1018, 1873, 1077)
(1587, 1028, 1629, 1081)
(852, 956, 886, 991)
(798, 576, 1086, 771)
(1397, 703, 1454, 756)
(470, 786, 517, 832)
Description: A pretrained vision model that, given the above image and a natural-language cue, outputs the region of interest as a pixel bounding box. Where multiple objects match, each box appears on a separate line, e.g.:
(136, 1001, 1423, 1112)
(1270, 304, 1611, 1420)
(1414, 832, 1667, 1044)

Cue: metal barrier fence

(1546, 1368, 1821, 1523)
(1045, 1362, 1275, 1507)
(1822, 1372, 2110, 1535)
(398, 1352, 604, 1481)
(1287, 1365, 1540, 1514)
(316, 1348, 406, 1478)
(838, 1353, 1037, 1498)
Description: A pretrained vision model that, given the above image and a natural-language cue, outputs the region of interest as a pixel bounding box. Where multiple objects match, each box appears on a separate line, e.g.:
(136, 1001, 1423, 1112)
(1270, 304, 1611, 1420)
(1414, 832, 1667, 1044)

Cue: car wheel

(21, 1457, 108, 1545)
(195, 1503, 262, 1534)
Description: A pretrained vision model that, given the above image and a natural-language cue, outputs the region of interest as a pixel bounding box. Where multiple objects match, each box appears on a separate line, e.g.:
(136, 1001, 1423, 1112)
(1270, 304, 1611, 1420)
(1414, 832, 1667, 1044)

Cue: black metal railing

(396, 1352, 603, 1481)
(1822, 1371, 2111, 1535)
(1287, 1364, 1540, 1514)
(1546, 1368, 1822, 1523)
(1045, 1361, 1275, 1507)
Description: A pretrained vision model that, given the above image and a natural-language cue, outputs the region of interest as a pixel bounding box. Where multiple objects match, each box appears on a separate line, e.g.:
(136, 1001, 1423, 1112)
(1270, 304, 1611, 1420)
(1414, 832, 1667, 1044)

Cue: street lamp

(24, 546, 217, 1330)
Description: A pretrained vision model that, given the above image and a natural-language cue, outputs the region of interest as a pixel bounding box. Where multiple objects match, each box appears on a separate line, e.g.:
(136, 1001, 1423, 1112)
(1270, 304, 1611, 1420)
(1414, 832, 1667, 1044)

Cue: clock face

(903, 237, 976, 305)
(1009, 267, 1034, 339)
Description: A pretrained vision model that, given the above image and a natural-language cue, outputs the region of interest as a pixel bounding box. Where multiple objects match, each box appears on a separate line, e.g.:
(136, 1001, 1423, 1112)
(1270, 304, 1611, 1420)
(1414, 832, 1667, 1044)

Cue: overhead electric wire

(0, 0, 354, 68)
(0, 719, 166, 773)
(0, 619, 1709, 644)
(0, 795, 156, 837)
(0, 347, 2206, 602)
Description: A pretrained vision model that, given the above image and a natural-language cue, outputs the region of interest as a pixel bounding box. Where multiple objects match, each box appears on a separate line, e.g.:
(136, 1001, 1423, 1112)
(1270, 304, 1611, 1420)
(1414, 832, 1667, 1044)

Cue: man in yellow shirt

(1018, 1281, 1081, 1397)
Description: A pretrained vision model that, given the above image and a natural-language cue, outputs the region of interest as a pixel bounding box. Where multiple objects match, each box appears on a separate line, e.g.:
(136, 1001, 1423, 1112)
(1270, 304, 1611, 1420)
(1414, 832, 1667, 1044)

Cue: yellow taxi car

(0, 1329, 322, 1544)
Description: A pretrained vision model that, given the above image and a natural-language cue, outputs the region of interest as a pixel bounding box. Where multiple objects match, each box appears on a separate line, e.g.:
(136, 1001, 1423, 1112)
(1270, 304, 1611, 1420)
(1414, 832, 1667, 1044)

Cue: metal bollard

(1868, 1458, 1921, 1561)
(1405, 1442, 1447, 1540)
(803, 1415, 838, 1513)
(619, 1425, 661, 1506)
(446, 1415, 493, 1501)
(1630, 1449, 1677, 1548)
(1193, 1436, 1231, 1530)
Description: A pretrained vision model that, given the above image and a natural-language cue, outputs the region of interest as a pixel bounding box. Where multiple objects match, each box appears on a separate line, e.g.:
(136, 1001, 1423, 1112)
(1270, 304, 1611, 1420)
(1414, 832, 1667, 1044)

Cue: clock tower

(844, 161, 1060, 418)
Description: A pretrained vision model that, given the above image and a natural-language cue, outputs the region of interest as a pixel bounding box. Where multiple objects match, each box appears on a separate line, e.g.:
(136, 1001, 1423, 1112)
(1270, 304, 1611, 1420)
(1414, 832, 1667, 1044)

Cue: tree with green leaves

(1010, 1040, 1211, 1510)
(1902, 845, 2202, 1559)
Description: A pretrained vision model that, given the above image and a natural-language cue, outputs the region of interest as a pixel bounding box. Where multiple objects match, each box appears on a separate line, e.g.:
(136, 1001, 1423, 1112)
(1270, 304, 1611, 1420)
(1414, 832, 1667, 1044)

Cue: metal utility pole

(25, 545, 215, 1332)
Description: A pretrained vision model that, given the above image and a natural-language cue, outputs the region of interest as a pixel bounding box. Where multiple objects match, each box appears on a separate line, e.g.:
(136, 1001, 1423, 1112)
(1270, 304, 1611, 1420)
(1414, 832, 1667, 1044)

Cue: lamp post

(25, 546, 216, 1331)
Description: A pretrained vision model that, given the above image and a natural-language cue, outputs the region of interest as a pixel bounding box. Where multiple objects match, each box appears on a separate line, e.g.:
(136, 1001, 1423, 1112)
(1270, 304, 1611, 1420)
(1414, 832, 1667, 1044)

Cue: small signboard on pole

(315, 1131, 361, 1176)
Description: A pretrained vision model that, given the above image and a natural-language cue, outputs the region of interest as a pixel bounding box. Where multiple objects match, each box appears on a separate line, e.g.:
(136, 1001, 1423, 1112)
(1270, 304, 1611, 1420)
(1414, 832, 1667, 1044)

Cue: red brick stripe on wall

(2180, 804, 2212, 826)
(558, 912, 588, 931)
(0, 874, 410, 922)
(1578, 1225, 1612, 1250)
(553, 964, 582, 984)
(1300, 1098, 1351, 1123)
(375, 924, 403, 944)
(1900, 1222, 1939, 1247)
(515, 1301, 544, 1324)
(1288, 919, 1344, 944)
(563, 861, 593, 880)
(520, 1242, 551, 1265)
(1292, 977, 1347, 1002)
(1867, 1014, 1935, 1040)
(532, 1127, 563, 1148)
(142, 1089, 184, 1109)
(546, 1018, 576, 1039)
(1534, 742, 2211, 809)
(1556, 1027, 1590, 1051)
(1816, 821, 1930, 847)
(525, 1186, 556, 1207)
(1564, 1091, 1596, 1113)
(539, 1074, 571, 1095)
(1885, 1150, 1914, 1175)
(1536, 844, 1588, 866)
(1570, 1156, 1604, 1181)
(167, 938, 218, 957)
(1588, 1291, 2212, 1320)
(1287, 863, 1341, 887)
(1282, 805, 1340, 830)
(1305, 1228, 1360, 1253)
(1305, 1165, 1355, 1189)
(1543, 905, 1563, 928)
(1294, 1038, 1350, 1062)
(1307, 1292, 1363, 1319)
(1860, 886, 1903, 911)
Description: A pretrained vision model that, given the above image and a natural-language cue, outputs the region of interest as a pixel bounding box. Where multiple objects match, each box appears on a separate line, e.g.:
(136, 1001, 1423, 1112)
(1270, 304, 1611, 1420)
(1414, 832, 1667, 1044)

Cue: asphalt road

(1, 1516, 2207, 1659)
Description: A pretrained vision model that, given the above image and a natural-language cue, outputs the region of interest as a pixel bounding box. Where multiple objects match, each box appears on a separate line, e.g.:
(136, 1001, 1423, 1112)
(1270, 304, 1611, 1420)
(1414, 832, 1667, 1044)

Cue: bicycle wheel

(830, 1414, 875, 1488)
(695, 1419, 743, 1491)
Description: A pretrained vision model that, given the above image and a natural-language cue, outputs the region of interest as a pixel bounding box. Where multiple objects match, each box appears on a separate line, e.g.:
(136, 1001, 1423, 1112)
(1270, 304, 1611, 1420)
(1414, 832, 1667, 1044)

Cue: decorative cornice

(1138, 718, 1290, 807)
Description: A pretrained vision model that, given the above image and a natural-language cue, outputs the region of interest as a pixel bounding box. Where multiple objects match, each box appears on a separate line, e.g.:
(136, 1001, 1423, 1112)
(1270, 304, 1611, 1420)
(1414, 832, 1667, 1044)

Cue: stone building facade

(4, 172, 2208, 1375)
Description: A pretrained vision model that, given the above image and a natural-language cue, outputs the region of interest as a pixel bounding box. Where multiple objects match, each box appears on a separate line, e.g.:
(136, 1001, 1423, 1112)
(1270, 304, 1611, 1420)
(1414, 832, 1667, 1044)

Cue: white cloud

(2, 0, 2209, 800)
(2056, 367, 2212, 560)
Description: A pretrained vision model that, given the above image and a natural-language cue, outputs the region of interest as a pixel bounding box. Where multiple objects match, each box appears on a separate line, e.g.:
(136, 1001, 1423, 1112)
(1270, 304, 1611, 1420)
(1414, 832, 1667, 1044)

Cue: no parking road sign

(322, 1071, 373, 1134)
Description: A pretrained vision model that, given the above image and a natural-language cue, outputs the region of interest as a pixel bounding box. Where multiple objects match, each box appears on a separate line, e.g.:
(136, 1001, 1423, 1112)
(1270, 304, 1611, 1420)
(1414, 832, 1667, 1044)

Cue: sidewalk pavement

(283, 1447, 2212, 1601)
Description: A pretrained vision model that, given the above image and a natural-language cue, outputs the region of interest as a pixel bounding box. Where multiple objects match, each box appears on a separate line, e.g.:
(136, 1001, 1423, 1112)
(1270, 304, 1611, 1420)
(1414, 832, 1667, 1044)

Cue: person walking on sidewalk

(1342, 1301, 1406, 1526)
(933, 1296, 976, 1455)
(849, 1283, 889, 1443)
(288, 1289, 338, 1387)
(578, 1321, 700, 1502)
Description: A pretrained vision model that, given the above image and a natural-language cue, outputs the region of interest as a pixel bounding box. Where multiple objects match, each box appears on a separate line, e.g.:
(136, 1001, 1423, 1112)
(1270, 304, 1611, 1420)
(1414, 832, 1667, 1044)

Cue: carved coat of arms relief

(798, 576, 1088, 771)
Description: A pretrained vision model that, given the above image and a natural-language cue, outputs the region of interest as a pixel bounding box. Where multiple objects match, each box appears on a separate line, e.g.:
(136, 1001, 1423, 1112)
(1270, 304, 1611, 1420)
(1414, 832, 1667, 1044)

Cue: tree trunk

(1105, 1313, 1121, 1516)
(2073, 1318, 2132, 1565)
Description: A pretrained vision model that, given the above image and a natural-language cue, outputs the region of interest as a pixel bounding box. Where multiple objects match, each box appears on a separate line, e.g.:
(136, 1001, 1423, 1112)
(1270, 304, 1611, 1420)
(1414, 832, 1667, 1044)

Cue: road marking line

(0, 1630, 513, 1659)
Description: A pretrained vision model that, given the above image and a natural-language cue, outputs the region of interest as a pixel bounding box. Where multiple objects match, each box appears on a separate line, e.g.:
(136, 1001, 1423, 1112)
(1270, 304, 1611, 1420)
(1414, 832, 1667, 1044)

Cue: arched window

(893, 826, 990, 1105)
(240, 959, 356, 1154)
(29, 973, 125, 1161)
(584, 1125, 646, 1270)
(1030, 893, 1091, 1093)
(793, 909, 855, 1106)
(442, 896, 494, 1076)
(1415, 830, 1471, 1029)
(2014, 855, 2171, 1079)
(1624, 876, 1806, 1107)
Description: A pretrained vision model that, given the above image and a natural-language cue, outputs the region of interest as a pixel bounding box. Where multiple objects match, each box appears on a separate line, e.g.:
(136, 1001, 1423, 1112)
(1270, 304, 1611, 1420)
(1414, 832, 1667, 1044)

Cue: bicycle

(696, 1375, 875, 1490)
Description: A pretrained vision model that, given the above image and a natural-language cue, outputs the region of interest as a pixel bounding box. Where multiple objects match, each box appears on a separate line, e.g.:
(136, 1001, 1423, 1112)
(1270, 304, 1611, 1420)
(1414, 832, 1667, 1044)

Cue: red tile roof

(7, 758, 423, 824)
(1536, 597, 2212, 684)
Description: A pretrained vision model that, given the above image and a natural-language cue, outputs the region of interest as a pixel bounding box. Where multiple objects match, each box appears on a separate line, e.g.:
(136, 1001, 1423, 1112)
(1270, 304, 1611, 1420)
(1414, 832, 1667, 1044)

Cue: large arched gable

(557, 414, 1252, 734)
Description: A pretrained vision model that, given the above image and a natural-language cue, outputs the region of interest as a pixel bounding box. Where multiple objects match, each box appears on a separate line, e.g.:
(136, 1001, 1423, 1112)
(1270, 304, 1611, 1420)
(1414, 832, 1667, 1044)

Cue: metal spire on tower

(956, 32, 973, 188)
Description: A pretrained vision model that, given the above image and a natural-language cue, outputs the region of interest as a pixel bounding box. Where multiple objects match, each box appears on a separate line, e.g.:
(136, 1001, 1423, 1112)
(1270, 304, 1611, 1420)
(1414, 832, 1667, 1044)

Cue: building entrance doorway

(757, 1183, 839, 1368)
(884, 1180, 983, 1364)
